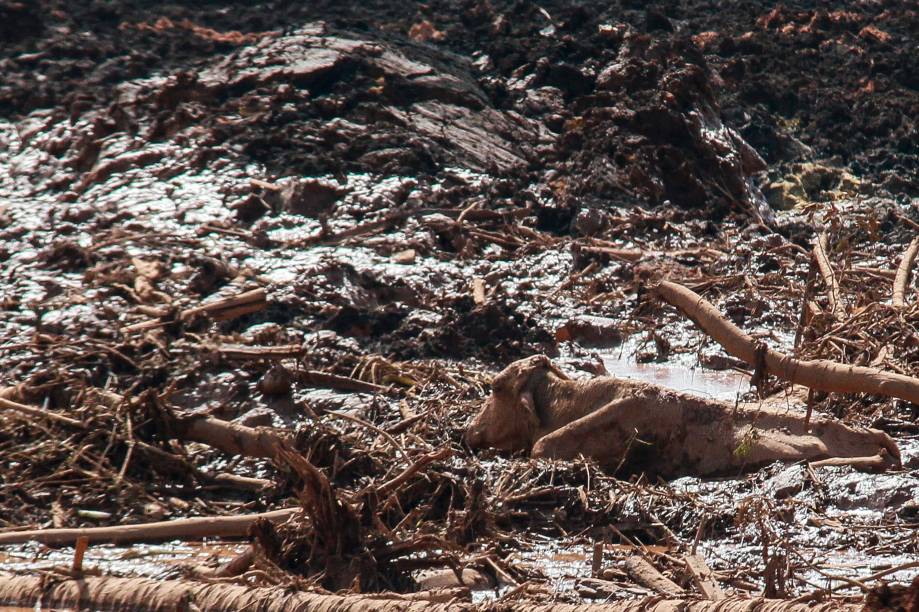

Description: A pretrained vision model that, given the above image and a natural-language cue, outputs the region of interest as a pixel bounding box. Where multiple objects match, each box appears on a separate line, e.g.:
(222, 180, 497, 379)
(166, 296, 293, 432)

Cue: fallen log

(654, 280, 919, 405)
(0, 508, 299, 546)
(892, 237, 919, 307)
(0, 574, 862, 611)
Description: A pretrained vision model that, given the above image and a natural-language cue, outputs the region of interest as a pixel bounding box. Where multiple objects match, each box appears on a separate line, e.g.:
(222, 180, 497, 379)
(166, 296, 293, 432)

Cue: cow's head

(465, 355, 564, 451)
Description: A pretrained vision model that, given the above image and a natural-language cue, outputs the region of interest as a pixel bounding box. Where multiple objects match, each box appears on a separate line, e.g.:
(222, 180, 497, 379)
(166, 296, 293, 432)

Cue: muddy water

(600, 340, 750, 401)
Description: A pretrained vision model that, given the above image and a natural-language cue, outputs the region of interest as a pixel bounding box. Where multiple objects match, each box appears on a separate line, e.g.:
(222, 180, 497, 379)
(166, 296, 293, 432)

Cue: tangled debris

(1, 0, 918, 610)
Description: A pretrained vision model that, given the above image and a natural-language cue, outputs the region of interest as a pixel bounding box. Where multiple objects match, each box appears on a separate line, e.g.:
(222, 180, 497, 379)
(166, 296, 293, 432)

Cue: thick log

(0, 574, 861, 611)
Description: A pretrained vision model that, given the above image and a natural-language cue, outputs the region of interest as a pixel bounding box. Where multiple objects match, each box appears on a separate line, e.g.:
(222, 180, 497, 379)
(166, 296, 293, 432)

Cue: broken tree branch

(0, 508, 298, 546)
(622, 556, 684, 596)
(0, 394, 85, 429)
(813, 233, 843, 319)
(892, 237, 919, 307)
(176, 413, 289, 459)
(654, 280, 919, 404)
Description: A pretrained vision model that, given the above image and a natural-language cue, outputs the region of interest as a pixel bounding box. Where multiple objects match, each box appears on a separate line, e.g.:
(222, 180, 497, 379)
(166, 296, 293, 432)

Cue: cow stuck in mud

(465, 355, 901, 478)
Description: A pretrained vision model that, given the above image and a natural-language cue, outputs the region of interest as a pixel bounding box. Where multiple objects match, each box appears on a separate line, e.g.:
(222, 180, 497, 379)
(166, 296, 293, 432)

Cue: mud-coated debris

(762, 464, 806, 499)
(232, 194, 270, 223)
(571, 207, 613, 237)
(234, 407, 276, 428)
(555, 316, 623, 346)
(257, 364, 293, 397)
(279, 178, 345, 217)
(188, 256, 233, 295)
(41, 240, 93, 270)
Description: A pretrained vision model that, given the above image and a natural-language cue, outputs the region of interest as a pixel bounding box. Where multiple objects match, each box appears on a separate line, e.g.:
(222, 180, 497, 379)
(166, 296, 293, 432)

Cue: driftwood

(0, 508, 298, 546)
(0, 574, 861, 612)
(465, 355, 900, 477)
(893, 237, 919, 307)
(654, 280, 919, 404)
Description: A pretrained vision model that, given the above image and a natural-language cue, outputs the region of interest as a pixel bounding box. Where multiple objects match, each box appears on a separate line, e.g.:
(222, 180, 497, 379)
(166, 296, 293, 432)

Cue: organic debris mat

(1, 0, 918, 610)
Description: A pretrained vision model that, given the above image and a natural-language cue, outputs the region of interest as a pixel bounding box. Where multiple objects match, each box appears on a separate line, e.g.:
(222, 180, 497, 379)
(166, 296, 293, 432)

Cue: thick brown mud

(0, 0, 917, 609)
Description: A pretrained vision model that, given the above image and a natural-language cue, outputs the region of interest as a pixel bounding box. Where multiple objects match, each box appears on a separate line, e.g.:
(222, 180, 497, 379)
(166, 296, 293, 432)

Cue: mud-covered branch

(654, 280, 919, 403)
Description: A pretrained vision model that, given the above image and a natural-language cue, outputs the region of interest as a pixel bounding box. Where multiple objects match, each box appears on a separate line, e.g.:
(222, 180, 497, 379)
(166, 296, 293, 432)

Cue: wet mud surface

(1, 0, 918, 608)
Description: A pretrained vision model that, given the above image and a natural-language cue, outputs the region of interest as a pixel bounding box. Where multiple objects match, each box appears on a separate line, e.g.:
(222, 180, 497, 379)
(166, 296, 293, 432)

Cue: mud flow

(0, 0, 917, 610)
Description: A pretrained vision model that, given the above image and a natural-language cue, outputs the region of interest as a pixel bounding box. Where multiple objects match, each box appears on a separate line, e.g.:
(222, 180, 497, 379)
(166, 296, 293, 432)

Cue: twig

(325, 410, 409, 460)
(0, 395, 85, 429)
(123, 288, 266, 333)
(373, 447, 451, 497)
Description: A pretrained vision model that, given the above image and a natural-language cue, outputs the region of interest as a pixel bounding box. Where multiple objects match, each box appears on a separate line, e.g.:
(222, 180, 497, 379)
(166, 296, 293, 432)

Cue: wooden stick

(0, 392, 85, 429)
(294, 369, 390, 395)
(123, 288, 266, 333)
(216, 344, 304, 360)
(813, 233, 843, 319)
(0, 508, 299, 546)
(72, 536, 88, 572)
(892, 237, 919, 307)
(179, 414, 289, 459)
(654, 281, 919, 404)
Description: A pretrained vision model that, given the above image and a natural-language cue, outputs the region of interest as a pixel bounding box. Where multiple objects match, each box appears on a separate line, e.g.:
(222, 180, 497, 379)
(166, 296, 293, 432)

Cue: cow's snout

(464, 414, 486, 449)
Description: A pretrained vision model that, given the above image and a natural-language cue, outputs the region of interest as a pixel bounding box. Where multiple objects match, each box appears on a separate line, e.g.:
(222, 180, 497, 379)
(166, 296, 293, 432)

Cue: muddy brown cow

(465, 355, 901, 477)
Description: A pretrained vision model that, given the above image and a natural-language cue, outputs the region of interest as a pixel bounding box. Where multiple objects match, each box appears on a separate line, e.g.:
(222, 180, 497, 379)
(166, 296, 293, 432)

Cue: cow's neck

(532, 373, 630, 434)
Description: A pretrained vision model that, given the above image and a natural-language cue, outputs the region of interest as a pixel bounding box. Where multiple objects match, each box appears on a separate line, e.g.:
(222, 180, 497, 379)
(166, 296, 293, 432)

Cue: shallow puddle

(599, 339, 750, 401)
